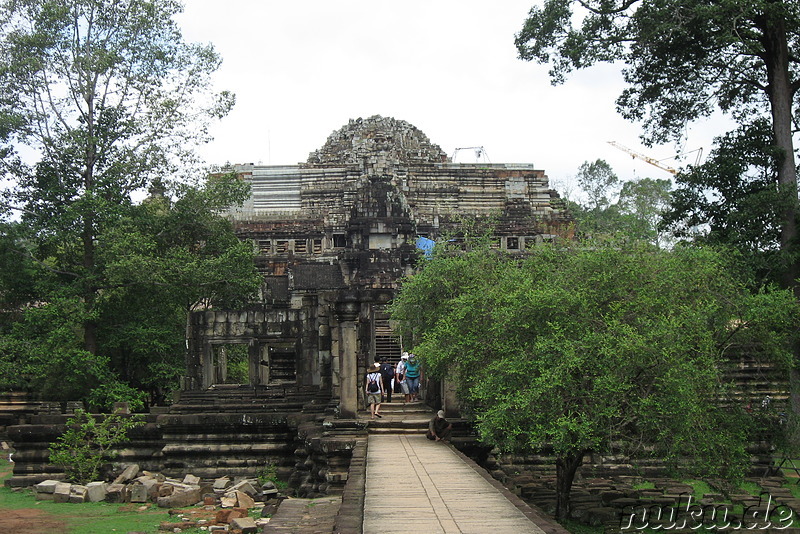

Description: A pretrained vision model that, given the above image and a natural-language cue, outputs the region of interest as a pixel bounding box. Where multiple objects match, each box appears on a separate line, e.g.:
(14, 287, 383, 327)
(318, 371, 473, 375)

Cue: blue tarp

(415, 236, 435, 258)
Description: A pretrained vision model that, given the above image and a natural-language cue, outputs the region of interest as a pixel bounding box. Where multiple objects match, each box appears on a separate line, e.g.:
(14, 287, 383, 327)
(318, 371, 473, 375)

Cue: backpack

(380, 362, 394, 380)
(367, 373, 379, 393)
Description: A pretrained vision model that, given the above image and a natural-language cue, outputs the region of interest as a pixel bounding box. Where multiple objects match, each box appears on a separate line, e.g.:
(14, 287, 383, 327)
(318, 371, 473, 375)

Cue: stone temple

(185, 115, 573, 418)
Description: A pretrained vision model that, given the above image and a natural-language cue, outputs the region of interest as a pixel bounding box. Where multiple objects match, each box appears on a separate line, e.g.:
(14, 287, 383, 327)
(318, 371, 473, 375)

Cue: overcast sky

(176, 1, 729, 196)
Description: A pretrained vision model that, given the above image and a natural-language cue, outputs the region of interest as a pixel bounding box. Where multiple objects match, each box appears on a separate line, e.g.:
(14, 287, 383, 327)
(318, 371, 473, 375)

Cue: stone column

(442, 378, 459, 419)
(335, 298, 360, 419)
(318, 313, 332, 392)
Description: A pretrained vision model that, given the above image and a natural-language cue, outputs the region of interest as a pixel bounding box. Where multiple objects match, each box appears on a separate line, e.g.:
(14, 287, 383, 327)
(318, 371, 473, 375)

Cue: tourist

(379, 357, 395, 403)
(365, 362, 384, 419)
(426, 410, 452, 442)
(404, 353, 421, 401)
(396, 352, 410, 403)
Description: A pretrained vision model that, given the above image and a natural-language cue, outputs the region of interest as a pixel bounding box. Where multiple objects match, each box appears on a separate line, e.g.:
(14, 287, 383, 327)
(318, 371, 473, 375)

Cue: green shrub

(48, 409, 143, 484)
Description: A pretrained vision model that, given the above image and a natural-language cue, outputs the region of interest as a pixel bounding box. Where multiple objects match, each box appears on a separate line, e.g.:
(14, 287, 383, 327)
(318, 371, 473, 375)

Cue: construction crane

(607, 141, 678, 175)
(452, 146, 490, 163)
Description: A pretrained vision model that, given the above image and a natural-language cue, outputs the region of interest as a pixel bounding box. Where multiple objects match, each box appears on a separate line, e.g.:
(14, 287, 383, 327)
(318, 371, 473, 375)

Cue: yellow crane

(607, 141, 678, 175)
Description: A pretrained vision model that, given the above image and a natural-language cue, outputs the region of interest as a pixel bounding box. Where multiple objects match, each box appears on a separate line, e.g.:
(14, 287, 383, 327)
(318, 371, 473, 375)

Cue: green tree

(661, 119, 791, 284)
(0, 0, 235, 354)
(392, 241, 798, 519)
(0, 174, 261, 404)
(516, 0, 800, 287)
(567, 159, 672, 245)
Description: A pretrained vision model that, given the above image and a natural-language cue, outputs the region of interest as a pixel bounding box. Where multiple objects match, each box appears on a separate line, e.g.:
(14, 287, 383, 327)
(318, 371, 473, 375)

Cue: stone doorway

(210, 343, 250, 385)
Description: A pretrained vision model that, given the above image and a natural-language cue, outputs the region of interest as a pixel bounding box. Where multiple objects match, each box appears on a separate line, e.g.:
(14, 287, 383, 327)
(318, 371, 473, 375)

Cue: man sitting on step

(426, 410, 452, 442)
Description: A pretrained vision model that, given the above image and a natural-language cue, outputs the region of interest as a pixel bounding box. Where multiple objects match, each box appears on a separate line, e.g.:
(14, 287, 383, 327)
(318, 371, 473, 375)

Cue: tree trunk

(761, 3, 800, 449)
(761, 6, 798, 291)
(555, 451, 585, 520)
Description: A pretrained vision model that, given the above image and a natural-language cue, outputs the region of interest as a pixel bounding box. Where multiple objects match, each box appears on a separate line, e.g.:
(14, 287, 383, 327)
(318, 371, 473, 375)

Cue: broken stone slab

(230, 516, 258, 533)
(213, 477, 232, 491)
(235, 490, 256, 509)
(34, 480, 60, 494)
(86, 481, 107, 502)
(215, 508, 246, 524)
(220, 494, 237, 508)
(53, 482, 71, 503)
(69, 485, 88, 503)
(230, 480, 258, 497)
(182, 474, 200, 485)
(156, 486, 201, 508)
(112, 464, 139, 484)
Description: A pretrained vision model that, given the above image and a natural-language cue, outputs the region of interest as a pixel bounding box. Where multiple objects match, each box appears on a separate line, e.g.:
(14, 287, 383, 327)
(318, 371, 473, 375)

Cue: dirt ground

(0, 508, 69, 534)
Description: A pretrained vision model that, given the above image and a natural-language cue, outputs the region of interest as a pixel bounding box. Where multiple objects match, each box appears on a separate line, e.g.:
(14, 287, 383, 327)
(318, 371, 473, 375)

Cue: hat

(401, 352, 409, 360)
(437, 410, 445, 419)
(369, 363, 381, 372)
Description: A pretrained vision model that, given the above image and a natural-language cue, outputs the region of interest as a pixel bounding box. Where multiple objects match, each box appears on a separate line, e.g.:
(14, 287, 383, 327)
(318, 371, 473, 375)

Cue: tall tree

(0, 0, 235, 354)
(392, 241, 799, 519)
(516, 0, 800, 287)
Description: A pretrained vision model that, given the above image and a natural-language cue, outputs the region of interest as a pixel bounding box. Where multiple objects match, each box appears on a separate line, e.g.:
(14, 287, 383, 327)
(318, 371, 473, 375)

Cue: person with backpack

(379, 357, 395, 403)
(365, 362, 384, 419)
(404, 353, 421, 401)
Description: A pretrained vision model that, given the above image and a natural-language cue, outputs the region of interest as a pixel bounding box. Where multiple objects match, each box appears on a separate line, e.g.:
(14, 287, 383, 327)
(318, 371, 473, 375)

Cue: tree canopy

(566, 159, 672, 245)
(392, 241, 799, 518)
(0, 0, 258, 407)
(0, 0, 235, 354)
(516, 0, 800, 286)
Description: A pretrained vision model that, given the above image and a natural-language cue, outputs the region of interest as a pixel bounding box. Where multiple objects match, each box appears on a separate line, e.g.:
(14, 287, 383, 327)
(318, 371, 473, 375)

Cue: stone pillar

(301, 295, 318, 386)
(335, 298, 360, 419)
(442, 378, 459, 419)
(318, 313, 332, 392)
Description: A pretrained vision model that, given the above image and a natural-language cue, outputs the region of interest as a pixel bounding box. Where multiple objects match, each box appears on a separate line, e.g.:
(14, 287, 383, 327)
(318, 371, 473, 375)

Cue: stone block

(34, 480, 60, 494)
(158, 484, 174, 497)
(53, 482, 71, 503)
(112, 464, 139, 484)
(215, 508, 245, 524)
(35, 491, 55, 501)
(182, 474, 200, 485)
(156, 487, 201, 508)
(105, 483, 126, 503)
(86, 481, 107, 503)
(230, 516, 258, 533)
(220, 494, 237, 508)
(69, 485, 87, 503)
(130, 483, 148, 503)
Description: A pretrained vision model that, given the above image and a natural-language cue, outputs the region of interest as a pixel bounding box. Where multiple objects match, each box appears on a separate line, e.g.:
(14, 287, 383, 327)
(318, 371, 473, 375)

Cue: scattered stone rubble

(31, 464, 284, 532)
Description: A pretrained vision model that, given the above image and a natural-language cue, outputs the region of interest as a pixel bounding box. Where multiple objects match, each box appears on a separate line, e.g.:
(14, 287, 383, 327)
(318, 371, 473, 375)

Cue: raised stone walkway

(362, 433, 566, 534)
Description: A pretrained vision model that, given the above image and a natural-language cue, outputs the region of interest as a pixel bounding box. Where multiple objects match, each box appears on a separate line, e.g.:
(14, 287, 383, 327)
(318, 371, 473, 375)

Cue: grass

(0, 456, 196, 533)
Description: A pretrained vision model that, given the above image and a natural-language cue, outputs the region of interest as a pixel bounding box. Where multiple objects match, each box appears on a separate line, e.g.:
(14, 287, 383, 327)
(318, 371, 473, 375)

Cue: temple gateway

(185, 115, 573, 418)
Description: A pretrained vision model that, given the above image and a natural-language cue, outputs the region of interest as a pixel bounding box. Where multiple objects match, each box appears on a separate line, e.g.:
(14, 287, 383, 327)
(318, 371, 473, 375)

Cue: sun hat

(401, 353, 409, 360)
(370, 363, 381, 372)
(437, 410, 445, 418)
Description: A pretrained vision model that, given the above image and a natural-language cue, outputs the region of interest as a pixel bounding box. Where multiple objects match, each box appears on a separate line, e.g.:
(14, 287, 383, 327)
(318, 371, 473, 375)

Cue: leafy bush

(48, 409, 144, 484)
(87, 381, 147, 413)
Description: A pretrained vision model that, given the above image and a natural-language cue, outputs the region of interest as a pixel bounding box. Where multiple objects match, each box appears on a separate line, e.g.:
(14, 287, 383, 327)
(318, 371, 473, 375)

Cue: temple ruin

(185, 115, 573, 417)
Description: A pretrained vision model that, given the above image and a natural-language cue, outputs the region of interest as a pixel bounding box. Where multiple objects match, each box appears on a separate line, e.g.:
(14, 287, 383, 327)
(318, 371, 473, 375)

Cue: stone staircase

(168, 384, 321, 414)
(361, 400, 433, 434)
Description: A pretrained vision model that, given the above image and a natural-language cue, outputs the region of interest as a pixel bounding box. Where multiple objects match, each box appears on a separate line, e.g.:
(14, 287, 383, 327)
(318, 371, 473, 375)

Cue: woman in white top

(365, 362, 384, 419)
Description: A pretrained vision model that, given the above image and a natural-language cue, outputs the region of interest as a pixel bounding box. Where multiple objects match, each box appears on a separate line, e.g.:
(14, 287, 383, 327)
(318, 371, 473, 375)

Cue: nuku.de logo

(619, 492, 794, 530)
